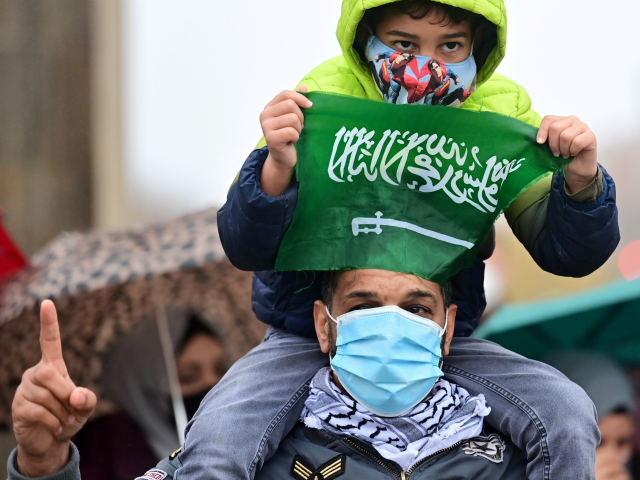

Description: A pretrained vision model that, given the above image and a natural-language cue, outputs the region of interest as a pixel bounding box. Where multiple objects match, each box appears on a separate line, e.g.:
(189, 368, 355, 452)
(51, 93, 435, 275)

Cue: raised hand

(12, 300, 97, 477)
(259, 87, 312, 197)
(537, 115, 598, 194)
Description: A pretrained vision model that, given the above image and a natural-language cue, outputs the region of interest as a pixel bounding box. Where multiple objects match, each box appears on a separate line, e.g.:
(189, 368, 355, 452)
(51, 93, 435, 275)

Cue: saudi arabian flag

(275, 92, 570, 282)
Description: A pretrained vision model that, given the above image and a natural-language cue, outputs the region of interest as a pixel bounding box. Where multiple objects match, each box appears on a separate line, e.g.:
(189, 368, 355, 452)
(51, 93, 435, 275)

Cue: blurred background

(1, 0, 640, 477)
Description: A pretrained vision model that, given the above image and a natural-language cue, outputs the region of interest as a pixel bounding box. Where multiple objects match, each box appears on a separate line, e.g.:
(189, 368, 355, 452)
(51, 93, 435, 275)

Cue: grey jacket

(255, 424, 527, 480)
(6, 423, 526, 480)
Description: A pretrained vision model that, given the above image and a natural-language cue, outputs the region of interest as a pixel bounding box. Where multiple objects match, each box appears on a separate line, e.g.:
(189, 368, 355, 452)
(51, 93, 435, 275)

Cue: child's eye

(441, 42, 462, 52)
(394, 40, 415, 51)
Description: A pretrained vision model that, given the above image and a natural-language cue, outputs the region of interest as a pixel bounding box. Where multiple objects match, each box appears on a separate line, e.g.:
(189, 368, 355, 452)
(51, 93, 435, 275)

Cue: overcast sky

(123, 0, 640, 222)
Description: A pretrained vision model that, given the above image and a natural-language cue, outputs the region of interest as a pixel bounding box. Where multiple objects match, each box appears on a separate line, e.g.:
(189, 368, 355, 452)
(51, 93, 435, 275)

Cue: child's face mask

(365, 35, 477, 107)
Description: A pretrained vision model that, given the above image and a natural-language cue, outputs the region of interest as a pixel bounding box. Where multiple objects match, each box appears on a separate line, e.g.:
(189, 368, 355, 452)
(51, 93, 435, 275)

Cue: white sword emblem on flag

(351, 211, 475, 250)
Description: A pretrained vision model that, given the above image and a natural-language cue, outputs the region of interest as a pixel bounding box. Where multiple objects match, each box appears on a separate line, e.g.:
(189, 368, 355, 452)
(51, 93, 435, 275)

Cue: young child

(195, 1, 616, 479)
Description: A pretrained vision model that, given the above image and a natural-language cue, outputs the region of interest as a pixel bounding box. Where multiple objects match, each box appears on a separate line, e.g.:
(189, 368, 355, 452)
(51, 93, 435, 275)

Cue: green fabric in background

(276, 92, 569, 282)
(474, 278, 640, 366)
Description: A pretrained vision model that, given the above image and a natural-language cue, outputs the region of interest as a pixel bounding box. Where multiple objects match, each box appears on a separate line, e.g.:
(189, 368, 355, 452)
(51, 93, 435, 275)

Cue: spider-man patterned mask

(365, 35, 477, 107)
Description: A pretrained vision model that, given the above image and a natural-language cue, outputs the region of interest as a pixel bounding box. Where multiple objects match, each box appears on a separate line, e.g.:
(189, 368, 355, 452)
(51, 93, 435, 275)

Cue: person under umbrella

(0, 207, 265, 435)
(72, 313, 229, 480)
(545, 351, 636, 480)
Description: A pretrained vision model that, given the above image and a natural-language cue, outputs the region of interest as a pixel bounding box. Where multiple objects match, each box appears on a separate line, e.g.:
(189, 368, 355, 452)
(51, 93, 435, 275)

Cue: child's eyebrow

(385, 30, 420, 40)
(440, 32, 469, 40)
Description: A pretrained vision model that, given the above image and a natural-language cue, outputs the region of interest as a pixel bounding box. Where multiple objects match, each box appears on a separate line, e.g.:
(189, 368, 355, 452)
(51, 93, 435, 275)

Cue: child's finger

(262, 101, 305, 127)
(536, 115, 562, 144)
(569, 131, 596, 157)
(558, 124, 584, 159)
(265, 127, 300, 149)
(265, 90, 312, 109)
(263, 113, 303, 135)
(546, 117, 575, 156)
(296, 86, 308, 93)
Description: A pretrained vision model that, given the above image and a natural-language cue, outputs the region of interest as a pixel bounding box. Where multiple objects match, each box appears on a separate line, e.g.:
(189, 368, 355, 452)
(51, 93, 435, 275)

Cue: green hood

(335, 0, 507, 100)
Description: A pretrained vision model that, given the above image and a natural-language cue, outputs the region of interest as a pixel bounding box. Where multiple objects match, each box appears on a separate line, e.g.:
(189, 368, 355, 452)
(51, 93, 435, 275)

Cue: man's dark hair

(321, 270, 453, 314)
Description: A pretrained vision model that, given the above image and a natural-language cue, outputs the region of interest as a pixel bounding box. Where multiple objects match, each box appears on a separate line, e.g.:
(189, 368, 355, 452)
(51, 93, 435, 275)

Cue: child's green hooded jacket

(219, 0, 619, 337)
(257, 0, 547, 220)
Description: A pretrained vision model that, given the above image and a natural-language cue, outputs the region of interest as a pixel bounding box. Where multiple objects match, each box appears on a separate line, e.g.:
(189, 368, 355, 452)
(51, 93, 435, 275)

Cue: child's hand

(259, 87, 312, 197)
(537, 115, 598, 194)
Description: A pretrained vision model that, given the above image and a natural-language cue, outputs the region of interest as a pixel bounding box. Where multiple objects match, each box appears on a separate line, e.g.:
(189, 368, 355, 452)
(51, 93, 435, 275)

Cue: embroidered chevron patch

(290, 454, 346, 480)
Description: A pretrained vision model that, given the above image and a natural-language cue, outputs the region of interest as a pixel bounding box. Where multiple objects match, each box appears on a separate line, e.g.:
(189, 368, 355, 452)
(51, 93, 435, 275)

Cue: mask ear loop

(326, 305, 338, 323)
(438, 308, 449, 369)
(439, 308, 449, 338)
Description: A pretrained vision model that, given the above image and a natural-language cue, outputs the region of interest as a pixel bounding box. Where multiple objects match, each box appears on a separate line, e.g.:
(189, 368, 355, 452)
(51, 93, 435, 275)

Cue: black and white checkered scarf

(301, 368, 490, 470)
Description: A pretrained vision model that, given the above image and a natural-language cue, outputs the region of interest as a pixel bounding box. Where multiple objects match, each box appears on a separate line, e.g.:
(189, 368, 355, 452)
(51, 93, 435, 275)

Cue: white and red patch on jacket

(135, 469, 168, 480)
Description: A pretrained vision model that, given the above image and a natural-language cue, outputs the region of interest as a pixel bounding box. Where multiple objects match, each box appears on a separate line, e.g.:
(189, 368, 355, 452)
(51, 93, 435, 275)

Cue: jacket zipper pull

(401, 472, 406, 480)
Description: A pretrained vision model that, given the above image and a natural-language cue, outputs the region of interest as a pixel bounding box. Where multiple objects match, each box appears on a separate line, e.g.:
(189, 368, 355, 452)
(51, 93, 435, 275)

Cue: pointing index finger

(40, 300, 65, 369)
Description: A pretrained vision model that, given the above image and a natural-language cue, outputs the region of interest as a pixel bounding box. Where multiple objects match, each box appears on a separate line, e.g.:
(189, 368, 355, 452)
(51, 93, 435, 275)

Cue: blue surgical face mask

(364, 35, 477, 106)
(326, 304, 447, 417)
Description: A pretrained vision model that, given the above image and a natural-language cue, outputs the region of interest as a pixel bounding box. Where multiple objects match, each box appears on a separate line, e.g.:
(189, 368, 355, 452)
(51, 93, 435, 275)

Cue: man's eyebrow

(404, 289, 437, 301)
(343, 290, 379, 301)
(440, 31, 469, 40)
(385, 30, 420, 40)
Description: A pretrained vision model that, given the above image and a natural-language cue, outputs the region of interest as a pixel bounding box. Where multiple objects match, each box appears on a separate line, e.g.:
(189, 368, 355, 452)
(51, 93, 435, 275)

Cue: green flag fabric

(275, 92, 569, 283)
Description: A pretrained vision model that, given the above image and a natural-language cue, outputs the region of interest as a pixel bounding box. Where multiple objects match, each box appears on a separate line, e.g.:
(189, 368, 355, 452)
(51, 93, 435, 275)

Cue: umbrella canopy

(0, 207, 224, 325)
(473, 278, 640, 366)
(0, 208, 267, 427)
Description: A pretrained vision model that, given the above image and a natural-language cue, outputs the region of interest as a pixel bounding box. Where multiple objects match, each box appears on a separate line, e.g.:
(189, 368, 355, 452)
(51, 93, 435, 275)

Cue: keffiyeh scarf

(301, 368, 491, 471)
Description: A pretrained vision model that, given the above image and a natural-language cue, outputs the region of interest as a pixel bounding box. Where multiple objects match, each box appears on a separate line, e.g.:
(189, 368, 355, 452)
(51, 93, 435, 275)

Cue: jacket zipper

(343, 437, 467, 479)
(404, 439, 466, 478)
(343, 438, 403, 479)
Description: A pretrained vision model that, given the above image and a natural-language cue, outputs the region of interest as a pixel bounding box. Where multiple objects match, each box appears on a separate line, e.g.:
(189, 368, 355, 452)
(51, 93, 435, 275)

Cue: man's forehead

(336, 269, 441, 297)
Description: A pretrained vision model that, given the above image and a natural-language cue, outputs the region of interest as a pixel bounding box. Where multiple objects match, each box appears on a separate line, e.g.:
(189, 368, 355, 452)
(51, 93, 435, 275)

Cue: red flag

(0, 209, 27, 281)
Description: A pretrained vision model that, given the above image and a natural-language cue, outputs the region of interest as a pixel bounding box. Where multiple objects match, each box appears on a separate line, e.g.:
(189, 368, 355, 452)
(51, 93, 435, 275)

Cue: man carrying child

(7, 1, 619, 479)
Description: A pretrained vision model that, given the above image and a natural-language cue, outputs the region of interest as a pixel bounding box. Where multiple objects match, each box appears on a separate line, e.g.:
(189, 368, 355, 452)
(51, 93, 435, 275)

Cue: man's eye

(408, 306, 431, 316)
(441, 42, 461, 52)
(350, 304, 372, 312)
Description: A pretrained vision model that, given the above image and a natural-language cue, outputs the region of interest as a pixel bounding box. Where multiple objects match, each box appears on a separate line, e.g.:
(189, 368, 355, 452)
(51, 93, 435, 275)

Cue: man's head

(313, 269, 456, 360)
(545, 351, 636, 473)
(356, 1, 485, 64)
(597, 408, 635, 467)
(176, 318, 229, 419)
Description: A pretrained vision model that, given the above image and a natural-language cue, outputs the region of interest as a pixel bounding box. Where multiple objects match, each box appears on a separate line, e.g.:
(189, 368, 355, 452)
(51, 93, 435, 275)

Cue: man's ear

(314, 300, 331, 354)
(442, 304, 457, 356)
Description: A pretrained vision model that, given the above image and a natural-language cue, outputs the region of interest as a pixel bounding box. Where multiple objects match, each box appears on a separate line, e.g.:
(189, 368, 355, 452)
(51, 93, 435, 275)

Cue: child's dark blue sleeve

(512, 166, 619, 277)
(217, 147, 298, 271)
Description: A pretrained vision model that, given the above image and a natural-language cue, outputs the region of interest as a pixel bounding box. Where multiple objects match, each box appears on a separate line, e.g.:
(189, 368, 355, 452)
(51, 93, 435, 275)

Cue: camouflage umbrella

(0, 207, 267, 430)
